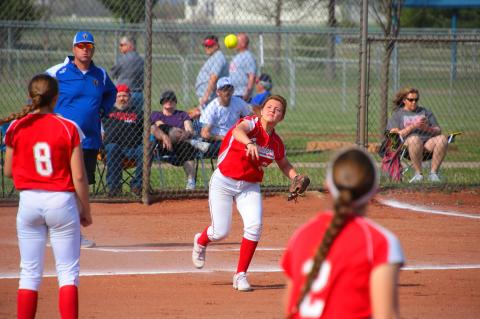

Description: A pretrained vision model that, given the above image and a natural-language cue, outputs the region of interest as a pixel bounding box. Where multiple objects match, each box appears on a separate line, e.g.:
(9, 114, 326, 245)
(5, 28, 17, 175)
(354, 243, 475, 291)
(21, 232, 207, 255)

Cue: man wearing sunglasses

(387, 87, 448, 183)
(47, 31, 117, 247)
(111, 36, 144, 110)
(195, 35, 229, 109)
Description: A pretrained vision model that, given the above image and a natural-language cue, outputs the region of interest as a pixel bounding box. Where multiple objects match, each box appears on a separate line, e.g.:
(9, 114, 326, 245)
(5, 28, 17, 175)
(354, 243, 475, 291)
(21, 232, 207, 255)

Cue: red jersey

(217, 115, 285, 183)
(282, 212, 404, 319)
(5, 113, 83, 192)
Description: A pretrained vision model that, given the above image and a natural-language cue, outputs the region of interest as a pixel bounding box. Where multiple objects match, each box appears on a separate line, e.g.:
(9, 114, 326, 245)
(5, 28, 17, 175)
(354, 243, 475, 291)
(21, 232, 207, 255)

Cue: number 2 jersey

(282, 212, 404, 319)
(5, 113, 83, 192)
(217, 115, 285, 183)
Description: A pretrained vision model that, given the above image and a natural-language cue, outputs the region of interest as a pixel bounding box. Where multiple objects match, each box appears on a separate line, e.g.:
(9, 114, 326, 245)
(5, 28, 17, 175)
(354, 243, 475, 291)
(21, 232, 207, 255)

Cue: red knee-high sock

(197, 227, 211, 246)
(17, 289, 38, 319)
(59, 285, 78, 319)
(236, 237, 258, 274)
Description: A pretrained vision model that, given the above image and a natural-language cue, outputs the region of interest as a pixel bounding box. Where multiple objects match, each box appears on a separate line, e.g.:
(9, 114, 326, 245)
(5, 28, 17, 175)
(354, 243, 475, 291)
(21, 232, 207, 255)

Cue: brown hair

(292, 147, 377, 317)
(261, 94, 287, 119)
(0, 74, 58, 125)
(392, 87, 419, 112)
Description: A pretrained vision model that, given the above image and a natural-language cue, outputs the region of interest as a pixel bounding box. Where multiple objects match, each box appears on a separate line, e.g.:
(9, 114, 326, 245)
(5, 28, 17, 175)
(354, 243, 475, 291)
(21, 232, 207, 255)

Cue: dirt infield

(0, 189, 479, 318)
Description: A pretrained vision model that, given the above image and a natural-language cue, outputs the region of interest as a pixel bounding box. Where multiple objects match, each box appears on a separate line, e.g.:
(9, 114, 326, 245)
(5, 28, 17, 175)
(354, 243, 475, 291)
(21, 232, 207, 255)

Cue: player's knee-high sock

(236, 237, 258, 274)
(17, 289, 38, 319)
(197, 226, 211, 246)
(59, 285, 78, 319)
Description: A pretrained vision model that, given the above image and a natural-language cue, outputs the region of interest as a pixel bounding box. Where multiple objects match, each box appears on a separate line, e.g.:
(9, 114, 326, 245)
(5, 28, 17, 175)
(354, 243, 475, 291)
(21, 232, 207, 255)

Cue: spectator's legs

(105, 143, 123, 194)
(82, 149, 98, 186)
(424, 135, 448, 173)
(127, 145, 144, 190)
(183, 160, 195, 181)
(405, 135, 423, 174)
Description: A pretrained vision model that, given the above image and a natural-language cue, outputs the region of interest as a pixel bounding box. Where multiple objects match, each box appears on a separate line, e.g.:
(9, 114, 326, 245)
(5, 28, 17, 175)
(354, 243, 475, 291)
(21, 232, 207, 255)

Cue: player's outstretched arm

(71, 146, 92, 227)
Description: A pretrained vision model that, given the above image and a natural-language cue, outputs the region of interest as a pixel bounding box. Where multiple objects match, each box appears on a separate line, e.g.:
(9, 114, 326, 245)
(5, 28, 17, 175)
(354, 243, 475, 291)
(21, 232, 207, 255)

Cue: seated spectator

(199, 77, 252, 158)
(250, 73, 273, 116)
(387, 87, 448, 183)
(151, 90, 209, 190)
(102, 84, 143, 196)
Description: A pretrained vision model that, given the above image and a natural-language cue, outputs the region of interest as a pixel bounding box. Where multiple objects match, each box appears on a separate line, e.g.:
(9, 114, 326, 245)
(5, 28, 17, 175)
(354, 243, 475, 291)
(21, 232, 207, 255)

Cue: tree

(370, 0, 402, 135)
(0, 0, 44, 48)
(401, 8, 480, 28)
(100, 0, 159, 24)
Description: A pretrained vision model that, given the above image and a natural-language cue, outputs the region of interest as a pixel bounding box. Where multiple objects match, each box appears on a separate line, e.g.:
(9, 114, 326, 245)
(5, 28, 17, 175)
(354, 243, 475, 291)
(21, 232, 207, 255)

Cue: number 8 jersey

(5, 113, 84, 192)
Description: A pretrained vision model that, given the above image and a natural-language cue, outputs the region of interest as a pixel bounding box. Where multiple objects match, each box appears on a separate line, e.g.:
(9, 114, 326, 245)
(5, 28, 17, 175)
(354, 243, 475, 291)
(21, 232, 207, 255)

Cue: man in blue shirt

(47, 31, 117, 187)
(47, 31, 116, 248)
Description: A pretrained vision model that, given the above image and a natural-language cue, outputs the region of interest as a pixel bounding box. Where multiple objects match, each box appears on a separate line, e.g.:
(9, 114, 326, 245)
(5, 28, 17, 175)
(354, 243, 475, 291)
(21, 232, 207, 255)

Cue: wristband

(246, 142, 255, 148)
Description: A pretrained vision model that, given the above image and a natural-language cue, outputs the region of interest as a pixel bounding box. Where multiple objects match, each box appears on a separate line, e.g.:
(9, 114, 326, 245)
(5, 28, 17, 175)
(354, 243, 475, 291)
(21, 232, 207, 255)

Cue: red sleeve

(4, 121, 18, 147)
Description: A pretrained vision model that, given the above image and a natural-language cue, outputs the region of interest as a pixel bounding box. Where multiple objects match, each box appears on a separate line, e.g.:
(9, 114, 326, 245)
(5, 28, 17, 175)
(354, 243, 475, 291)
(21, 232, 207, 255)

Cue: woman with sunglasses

(387, 87, 448, 183)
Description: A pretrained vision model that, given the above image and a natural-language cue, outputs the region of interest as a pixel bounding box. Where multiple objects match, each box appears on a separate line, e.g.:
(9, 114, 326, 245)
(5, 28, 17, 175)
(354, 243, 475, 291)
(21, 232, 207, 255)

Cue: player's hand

(80, 210, 92, 227)
(245, 143, 259, 160)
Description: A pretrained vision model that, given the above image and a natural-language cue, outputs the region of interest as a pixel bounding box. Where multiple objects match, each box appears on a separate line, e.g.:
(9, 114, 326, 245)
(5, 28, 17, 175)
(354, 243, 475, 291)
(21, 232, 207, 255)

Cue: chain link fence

(1, 1, 479, 202)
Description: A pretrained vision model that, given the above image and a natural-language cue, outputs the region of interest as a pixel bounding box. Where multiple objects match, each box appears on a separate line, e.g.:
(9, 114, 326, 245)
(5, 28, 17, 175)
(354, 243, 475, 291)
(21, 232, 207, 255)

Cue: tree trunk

(273, 0, 283, 74)
(379, 40, 395, 134)
(326, 0, 336, 80)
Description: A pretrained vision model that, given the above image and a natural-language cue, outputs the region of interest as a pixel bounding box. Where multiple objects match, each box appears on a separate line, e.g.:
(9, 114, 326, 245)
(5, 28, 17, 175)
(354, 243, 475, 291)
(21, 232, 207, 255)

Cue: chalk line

(379, 199, 480, 220)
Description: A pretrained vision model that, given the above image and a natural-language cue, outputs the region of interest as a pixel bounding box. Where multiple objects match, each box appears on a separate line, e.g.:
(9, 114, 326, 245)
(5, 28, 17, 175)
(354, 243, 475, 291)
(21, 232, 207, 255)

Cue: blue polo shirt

(47, 56, 117, 149)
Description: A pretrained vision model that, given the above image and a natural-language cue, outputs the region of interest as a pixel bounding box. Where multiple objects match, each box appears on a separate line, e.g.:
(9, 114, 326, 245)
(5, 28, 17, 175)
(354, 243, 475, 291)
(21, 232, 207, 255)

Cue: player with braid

(282, 147, 404, 319)
(192, 95, 306, 291)
(2, 74, 91, 319)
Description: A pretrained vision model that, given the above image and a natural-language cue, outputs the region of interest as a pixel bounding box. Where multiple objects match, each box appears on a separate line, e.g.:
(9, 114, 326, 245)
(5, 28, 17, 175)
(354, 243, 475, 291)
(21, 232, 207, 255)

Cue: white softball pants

(17, 190, 81, 291)
(207, 169, 263, 242)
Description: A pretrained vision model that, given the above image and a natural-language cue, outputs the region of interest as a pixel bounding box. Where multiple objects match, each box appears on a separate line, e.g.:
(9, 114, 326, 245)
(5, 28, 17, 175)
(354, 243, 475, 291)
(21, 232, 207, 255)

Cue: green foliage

(401, 8, 480, 28)
(0, 0, 44, 48)
(100, 0, 159, 24)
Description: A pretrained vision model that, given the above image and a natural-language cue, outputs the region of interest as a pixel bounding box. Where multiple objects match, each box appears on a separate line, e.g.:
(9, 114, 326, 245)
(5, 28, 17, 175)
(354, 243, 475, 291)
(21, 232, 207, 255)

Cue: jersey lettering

(33, 142, 53, 176)
(299, 260, 331, 318)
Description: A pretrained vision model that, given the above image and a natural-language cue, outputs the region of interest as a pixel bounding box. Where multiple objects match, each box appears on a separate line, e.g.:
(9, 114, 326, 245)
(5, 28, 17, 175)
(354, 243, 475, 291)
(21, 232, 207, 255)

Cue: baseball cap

(203, 35, 218, 47)
(73, 31, 95, 46)
(216, 77, 233, 90)
(160, 90, 177, 104)
(257, 73, 273, 90)
(116, 84, 130, 94)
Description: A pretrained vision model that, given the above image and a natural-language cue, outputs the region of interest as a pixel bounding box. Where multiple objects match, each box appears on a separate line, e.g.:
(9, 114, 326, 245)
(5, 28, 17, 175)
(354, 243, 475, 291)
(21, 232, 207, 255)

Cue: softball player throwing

(2, 74, 91, 319)
(282, 147, 404, 318)
(192, 95, 304, 291)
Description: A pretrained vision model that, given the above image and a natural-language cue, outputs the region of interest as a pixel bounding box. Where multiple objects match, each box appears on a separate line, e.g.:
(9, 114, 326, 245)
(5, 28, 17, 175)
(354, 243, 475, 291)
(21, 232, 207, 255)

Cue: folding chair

(399, 132, 462, 178)
(94, 148, 140, 196)
(380, 131, 461, 182)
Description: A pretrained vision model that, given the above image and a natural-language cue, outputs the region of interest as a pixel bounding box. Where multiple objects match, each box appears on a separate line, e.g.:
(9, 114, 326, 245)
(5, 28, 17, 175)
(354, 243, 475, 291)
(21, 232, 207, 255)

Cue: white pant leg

(17, 190, 81, 290)
(17, 191, 48, 291)
(207, 169, 239, 241)
(45, 192, 81, 288)
(235, 182, 262, 241)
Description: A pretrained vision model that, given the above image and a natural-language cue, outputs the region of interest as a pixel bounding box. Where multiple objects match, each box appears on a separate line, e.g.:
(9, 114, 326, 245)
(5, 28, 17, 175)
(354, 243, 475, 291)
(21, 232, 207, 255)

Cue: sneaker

(186, 179, 196, 190)
(409, 173, 423, 183)
(189, 139, 210, 153)
(428, 172, 441, 183)
(80, 235, 96, 248)
(192, 233, 206, 269)
(233, 272, 252, 291)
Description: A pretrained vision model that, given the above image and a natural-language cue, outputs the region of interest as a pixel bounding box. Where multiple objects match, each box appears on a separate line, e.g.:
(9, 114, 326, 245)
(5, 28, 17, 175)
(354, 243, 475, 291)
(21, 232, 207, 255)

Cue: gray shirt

(386, 106, 439, 143)
(229, 50, 257, 96)
(195, 50, 228, 102)
(111, 51, 144, 91)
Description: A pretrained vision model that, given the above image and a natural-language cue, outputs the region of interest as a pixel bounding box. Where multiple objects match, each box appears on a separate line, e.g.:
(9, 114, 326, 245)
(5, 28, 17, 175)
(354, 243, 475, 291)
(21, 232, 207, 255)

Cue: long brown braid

(291, 148, 376, 318)
(0, 74, 58, 125)
(392, 87, 419, 112)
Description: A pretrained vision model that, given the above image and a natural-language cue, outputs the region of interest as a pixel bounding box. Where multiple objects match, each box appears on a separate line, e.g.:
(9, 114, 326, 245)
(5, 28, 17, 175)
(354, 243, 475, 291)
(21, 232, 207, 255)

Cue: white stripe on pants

(207, 169, 263, 242)
(17, 190, 81, 291)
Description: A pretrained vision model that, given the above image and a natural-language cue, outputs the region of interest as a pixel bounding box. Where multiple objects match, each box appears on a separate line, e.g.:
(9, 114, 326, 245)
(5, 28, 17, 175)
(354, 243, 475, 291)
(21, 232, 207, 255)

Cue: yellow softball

(224, 34, 238, 49)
